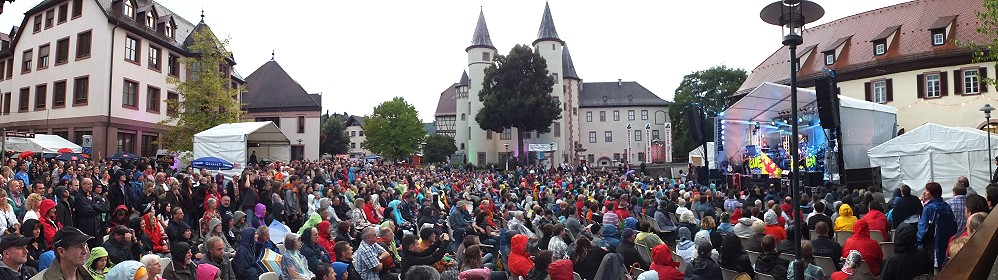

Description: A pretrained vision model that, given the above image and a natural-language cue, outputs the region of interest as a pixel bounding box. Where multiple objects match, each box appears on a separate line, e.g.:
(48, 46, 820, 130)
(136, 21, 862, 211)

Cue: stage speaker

(804, 171, 823, 187)
(688, 106, 705, 143)
(815, 76, 840, 129)
(844, 167, 882, 192)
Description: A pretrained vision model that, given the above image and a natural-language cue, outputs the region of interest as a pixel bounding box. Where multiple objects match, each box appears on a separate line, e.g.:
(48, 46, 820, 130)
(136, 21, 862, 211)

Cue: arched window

(981, 123, 998, 134)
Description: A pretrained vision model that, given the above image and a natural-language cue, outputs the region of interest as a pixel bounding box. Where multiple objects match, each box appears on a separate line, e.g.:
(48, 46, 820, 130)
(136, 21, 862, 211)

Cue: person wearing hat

(103, 225, 139, 264)
(616, 228, 649, 270)
(0, 235, 40, 279)
(31, 226, 94, 280)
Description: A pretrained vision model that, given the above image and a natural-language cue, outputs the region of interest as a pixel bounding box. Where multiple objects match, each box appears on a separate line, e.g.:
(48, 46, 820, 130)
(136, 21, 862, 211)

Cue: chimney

(618, 79, 622, 86)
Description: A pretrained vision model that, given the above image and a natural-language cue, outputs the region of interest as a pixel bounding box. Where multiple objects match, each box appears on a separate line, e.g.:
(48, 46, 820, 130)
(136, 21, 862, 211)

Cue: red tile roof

(737, 0, 990, 95)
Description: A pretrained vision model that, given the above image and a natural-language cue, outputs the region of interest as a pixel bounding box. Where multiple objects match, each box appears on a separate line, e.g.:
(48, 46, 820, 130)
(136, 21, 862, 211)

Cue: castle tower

(465, 9, 497, 166)
(454, 71, 470, 163)
(562, 44, 582, 165)
(532, 2, 569, 164)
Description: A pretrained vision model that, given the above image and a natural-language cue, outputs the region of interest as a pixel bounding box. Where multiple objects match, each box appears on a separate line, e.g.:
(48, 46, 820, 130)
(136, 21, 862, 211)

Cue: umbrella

(57, 148, 73, 153)
(17, 151, 34, 159)
(55, 153, 89, 161)
(191, 157, 234, 170)
(258, 248, 283, 275)
(108, 152, 138, 161)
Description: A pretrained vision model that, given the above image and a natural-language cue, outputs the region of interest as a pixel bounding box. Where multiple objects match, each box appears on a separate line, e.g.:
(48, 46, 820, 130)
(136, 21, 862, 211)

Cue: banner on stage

(746, 145, 783, 176)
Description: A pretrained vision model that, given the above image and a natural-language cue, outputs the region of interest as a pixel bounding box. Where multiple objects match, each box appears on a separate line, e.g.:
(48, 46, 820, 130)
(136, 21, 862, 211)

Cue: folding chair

(755, 272, 776, 280)
(835, 230, 852, 246)
(746, 251, 761, 264)
(814, 256, 837, 277)
(880, 242, 895, 261)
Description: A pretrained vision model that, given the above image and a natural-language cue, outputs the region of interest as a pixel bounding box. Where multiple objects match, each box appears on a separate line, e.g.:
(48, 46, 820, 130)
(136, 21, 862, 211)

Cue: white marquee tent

(4, 134, 82, 153)
(193, 122, 290, 175)
(869, 123, 997, 198)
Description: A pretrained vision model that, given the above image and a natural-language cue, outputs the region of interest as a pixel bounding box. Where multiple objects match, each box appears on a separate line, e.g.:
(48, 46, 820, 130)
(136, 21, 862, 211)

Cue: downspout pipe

(105, 20, 119, 158)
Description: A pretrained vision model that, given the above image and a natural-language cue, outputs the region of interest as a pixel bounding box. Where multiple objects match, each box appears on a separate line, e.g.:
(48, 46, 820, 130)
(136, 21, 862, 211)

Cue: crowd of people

(0, 154, 995, 280)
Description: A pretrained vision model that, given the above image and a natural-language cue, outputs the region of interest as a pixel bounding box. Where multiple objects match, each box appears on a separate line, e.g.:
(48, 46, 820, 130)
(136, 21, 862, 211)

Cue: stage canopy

(193, 121, 290, 176)
(4, 134, 83, 154)
(869, 123, 997, 198)
(719, 82, 897, 170)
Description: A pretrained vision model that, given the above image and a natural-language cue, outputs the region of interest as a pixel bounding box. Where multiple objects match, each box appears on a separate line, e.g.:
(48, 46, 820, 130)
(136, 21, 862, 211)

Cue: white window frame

(932, 32, 945, 46)
(925, 74, 941, 98)
(628, 110, 635, 121)
(124, 37, 138, 62)
(874, 43, 885, 55)
(586, 111, 592, 122)
(641, 110, 648, 120)
(613, 110, 620, 121)
(589, 132, 596, 143)
(873, 80, 887, 103)
(635, 130, 642, 141)
(965, 69, 980, 94)
(604, 131, 612, 142)
(146, 12, 155, 28)
(123, 0, 134, 18)
(825, 53, 834, 65)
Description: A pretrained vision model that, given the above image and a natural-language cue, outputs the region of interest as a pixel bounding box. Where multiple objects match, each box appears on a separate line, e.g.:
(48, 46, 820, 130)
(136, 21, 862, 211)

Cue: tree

(363, 97, 425, 162)
(160, 28, 243, 153)
(319, 111, 350, 155)
(970, 0, 998, 85)
(477, 44, 561, 163)
(423, 134, 457, 163)
(670, 65, 747, 161)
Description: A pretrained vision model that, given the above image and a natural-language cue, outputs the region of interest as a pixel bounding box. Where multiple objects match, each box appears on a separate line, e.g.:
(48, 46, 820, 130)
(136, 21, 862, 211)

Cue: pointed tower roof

(458, 71, 470, 87)
(467, 9, 496, 52)
(562, 44, 580, 80)
(534, 2, 563, 45)
(242, 60, 321, 111)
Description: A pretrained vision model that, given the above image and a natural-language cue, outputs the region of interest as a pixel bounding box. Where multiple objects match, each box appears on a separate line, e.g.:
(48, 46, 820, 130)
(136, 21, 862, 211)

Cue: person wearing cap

(103, 225, 139, 264)
(0, 235, 40, 280)
(32, 226, 94, 280)
(616, 228, 649, 270)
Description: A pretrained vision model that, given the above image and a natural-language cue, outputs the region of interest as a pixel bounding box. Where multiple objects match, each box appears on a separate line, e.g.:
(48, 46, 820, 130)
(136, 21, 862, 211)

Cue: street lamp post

(504, 143, 510, 171)
(761, 1, 824, 280)
(549, 142, 555, 168)
(982, 104, 995, 181)
(626, 123, 632, 167)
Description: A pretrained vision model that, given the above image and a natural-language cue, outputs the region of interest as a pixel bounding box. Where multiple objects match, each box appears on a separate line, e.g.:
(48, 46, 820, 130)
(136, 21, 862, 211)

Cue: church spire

(562, 44, 580, 80)
(534, 2, 562, 45)
(467, 8, 496, 52)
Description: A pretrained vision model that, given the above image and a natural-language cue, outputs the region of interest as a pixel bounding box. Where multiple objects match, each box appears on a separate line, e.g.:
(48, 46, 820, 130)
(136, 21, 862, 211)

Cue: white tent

(193, 122, 291, 175)
(4, 134, 82, 153)
(688, 142, 714, 167)
(720, 82, 897, 169)
(868, 123, 997, 198)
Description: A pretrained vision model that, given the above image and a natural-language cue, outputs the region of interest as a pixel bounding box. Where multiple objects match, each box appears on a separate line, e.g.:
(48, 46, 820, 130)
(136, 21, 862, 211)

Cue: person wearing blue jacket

(233, 228, 265, 279)
(917, 182, 957, 268)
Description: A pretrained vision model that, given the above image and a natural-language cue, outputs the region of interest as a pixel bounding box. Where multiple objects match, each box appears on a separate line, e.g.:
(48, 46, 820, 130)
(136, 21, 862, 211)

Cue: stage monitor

(815, 76, 840, 129)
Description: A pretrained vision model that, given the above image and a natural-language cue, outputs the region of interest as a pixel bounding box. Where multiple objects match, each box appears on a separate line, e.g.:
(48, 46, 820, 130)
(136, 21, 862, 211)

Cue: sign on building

(527, 143, 557, 152)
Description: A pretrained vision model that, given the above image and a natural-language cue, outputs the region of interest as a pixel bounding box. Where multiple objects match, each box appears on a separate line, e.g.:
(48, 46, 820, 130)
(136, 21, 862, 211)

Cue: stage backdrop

(869, 123, 998, 199)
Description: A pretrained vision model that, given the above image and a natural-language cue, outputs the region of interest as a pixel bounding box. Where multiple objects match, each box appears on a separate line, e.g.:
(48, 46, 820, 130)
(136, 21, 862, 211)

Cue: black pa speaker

(804, 171, 823, 187)
(688, 106, 705, 143)
(815, 77, 840, 129)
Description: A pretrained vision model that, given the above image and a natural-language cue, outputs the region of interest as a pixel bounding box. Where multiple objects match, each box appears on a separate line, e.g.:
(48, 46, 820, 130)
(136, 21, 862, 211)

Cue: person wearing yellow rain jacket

(835, 204, 858, 232)
(86, 247, 112, 280)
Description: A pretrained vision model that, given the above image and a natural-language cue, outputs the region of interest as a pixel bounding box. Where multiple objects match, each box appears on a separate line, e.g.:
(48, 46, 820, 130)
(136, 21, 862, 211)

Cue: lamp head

(981, 104, 995, 118)
(760, 0, 824, 46)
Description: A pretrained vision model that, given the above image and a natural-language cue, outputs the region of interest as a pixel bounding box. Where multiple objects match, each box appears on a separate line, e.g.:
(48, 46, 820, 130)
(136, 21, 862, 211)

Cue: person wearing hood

(195, 263, 219, 280)
(201, 218, 234, 258)
(249, 203, 268, 229)
(718, 234, 755, 279)
(831, 250, 873, 280)
(199, 237, 235, 280)
(229, 211, 247, 245)
(547, 259, 574, 280)
(764, 211, 787, 242)
(859, 200, 889, 241)
(840, 219, 883, 276)
(102, 225, 140, 264)
(508, 234, 534, 278)
(85, 247, 111, 280)
(834, 204, 857, 232)
(879, 223, 933, 280)
(684, 242, 720, 280)
(599, 224, 620, 251)
(754, 235, 789, 280)
(299, 226, 332, 273)
(616, 228, 649, 270)
(732, 209, 757, 239)
(675, 227, 696, 265)
(38, 199, 60, 245)
(649, 243, 684, 280)
(53, 185, 75, 228)
(106, 260, 147, 280)
(316, 221, 337, 260)
(19, 219, 45, 269)
(299, 212, 323, 236)
(593, 252, 627, 280)
(162, 242, 196, 280)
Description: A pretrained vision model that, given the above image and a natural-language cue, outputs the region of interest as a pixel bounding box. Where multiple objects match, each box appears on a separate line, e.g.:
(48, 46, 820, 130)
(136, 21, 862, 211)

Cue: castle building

(0, 0, 240, 157)
(437, 3, 670, 167)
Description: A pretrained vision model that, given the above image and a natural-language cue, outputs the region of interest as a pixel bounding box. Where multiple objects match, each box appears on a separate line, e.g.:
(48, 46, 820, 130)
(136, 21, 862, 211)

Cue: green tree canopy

(970, 0, 998, 85)
(319, 111, 350, 155)
(363, 97, 425, 162)
(160, 28, 243, 153)
(477, 44, 561, 163)
(423, 134, 457, 163)
(670, 65, 747, 161)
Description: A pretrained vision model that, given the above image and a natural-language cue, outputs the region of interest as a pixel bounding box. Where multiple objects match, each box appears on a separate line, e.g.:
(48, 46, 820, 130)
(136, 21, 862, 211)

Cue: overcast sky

(2, 0, 909, 122)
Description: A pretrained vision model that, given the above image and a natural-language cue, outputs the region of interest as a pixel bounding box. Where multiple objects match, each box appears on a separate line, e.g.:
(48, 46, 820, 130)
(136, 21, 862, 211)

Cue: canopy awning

(4, 134, 83, 154)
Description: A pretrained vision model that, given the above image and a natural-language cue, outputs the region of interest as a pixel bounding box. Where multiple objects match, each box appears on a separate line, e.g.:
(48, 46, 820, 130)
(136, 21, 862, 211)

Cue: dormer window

(874, 40, 886, 56)
(146, 13, 155, 28)
(928, 15, 955, 47)
(824, 52, 835, 65)
(165, 23, 174, 39)
(123, 0, 134, 18)
(931, 30, 945, 46)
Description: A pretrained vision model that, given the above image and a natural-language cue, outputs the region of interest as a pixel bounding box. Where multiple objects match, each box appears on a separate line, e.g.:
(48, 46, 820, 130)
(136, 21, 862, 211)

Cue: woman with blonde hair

(21, 193, 43, 222)
(0, 188, 18, 233)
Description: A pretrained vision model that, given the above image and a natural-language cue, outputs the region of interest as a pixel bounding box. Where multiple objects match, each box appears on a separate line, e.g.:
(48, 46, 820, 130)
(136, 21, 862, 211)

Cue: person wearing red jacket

(38, 199, 60, 245)
(841, 219, 884, 276)
(859, 202, 890, 241)
(547, 259, 574, 280)
(508, 234, 534, 278)
(650, 243, 684, 280)
(143, 212, 169, 253)
(316, 221, 336, 262)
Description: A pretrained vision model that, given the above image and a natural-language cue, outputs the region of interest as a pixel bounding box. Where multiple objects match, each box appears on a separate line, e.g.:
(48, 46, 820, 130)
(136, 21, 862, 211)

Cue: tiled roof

(736, 0, 989, 96)
(309, 94, 322, 107)
(345, 115, 365, 128)
(434, 83, 458, 117)
(242, 60, 321, 111)
(579, 81, 670, 108)
(562, 44, 580, 80)
(534, 2, 562, 44)
(467, 10, 495, 51)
